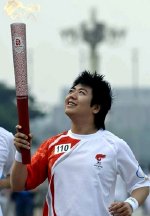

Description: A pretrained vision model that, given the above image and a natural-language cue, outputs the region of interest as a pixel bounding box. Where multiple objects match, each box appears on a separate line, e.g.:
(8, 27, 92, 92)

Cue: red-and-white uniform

(26, 129, 150, 216)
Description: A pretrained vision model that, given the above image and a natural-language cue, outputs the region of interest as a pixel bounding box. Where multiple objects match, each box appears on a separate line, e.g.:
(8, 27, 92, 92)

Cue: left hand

(109, 201, 133, 216)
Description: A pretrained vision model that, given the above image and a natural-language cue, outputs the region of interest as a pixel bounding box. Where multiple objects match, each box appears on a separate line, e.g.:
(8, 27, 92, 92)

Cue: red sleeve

(25, 132, 68, 190)
(25, 140, 49, 190)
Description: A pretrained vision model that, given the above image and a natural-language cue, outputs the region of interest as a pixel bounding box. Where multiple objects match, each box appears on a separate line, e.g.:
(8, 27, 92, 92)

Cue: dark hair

(72, 70, 113, 129)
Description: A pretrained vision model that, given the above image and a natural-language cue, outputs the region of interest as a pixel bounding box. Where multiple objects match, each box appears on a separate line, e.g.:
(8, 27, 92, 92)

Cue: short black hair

(72, 70, 113, 129)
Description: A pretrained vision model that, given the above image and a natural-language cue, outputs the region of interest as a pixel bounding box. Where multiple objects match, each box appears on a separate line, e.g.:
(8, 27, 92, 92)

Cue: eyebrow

(70, 86, 88, 92)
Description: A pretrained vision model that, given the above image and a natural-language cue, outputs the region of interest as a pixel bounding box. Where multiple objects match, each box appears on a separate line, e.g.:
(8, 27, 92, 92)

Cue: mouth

(66, 101, 77, 107)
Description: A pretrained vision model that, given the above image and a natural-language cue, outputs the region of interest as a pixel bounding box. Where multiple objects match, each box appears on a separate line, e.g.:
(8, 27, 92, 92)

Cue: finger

(110, 203, 132, 216)
(14, 139, 30, 150)
(109, 202, 124, 215)
(14, 134, 30, 149)
(111, 202, 124, 210)
(109, 202, 121, 208)
(14, 134, 30, 145)
(109, 202, 122, 211)
(15, 132, 28, 139)
(16, 125, 32, 140)
(15, 125, 22, 132)
(29, 133, 33, 140)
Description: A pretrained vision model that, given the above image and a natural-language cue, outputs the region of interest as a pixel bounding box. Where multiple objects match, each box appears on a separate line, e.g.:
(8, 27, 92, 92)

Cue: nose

(69, 90, 77, 99)
(66, 90, 77, 101)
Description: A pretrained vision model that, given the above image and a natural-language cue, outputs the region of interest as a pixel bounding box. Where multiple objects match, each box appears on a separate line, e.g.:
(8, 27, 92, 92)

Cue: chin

(65, 109, 71, 115)
(65, 109, 74, 118)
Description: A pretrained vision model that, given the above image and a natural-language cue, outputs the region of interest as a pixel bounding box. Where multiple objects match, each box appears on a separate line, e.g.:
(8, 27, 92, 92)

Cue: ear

(92, 104, 100, 114)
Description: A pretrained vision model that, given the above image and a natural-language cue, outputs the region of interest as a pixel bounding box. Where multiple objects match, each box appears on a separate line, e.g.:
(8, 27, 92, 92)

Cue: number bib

(54, 144, 71, 154)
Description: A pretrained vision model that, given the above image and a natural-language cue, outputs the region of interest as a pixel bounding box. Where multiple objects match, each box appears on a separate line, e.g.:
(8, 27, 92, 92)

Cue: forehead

(72, 84, 92, 91)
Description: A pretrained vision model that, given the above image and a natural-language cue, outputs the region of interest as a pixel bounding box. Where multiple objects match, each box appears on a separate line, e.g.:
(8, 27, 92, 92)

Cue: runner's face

(65, 84, 96, 119)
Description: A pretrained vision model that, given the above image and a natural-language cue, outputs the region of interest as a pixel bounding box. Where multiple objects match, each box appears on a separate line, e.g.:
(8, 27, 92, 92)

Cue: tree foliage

(0, 82, 45, 134)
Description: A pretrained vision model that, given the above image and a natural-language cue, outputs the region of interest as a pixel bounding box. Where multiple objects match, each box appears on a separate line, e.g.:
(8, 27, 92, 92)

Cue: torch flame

(4, 0, 40, 20)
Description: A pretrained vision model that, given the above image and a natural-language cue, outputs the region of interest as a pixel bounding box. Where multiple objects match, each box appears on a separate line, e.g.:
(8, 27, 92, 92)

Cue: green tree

(0, 82, 45, 134)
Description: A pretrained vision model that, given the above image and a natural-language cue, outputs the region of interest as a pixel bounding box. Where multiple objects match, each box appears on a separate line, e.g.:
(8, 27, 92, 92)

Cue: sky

(0, 0, 150, 106)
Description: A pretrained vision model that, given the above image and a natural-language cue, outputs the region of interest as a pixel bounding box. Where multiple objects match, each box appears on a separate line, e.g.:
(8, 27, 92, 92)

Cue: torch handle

(17, 96, 31, 164)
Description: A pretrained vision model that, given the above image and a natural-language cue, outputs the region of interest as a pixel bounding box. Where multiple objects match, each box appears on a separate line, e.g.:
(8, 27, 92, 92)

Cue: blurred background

(0, 0, 150, 215)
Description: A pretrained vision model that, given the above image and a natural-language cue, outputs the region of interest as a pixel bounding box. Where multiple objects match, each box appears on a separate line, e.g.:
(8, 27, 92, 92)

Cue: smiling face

(65, 84, 100, 123)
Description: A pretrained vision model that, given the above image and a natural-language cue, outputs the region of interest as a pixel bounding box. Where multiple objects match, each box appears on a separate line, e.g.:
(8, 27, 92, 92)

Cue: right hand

(14, 125, 32, 152)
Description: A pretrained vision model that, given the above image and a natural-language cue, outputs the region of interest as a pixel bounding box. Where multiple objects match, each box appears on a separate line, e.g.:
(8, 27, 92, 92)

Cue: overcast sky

(0, 0, 150, 106)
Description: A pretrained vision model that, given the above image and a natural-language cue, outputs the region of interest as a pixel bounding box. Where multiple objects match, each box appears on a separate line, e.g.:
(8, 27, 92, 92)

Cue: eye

(68, 88, 74, 94)
(79, 90, 86, 95)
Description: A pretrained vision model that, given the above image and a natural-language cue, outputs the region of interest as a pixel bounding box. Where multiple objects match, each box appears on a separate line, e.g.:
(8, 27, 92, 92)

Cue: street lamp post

(80, 9, 105, 72)
(60, 8, 126, 73)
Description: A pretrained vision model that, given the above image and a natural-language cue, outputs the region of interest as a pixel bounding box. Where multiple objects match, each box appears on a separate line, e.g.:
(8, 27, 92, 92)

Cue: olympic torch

(11, 23, 31, 164)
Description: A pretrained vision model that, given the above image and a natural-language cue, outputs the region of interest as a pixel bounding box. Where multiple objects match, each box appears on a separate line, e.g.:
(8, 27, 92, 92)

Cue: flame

(4, 0, 40, 20)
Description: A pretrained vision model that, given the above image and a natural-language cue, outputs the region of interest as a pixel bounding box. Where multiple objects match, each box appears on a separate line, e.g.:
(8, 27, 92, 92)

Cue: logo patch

(54, 144, 71, 154)
(94, 154, 106, 168)
(14, 37, 24, 53)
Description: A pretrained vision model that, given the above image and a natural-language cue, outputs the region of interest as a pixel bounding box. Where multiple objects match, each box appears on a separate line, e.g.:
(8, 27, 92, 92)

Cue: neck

(71, 122, 98, 135)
